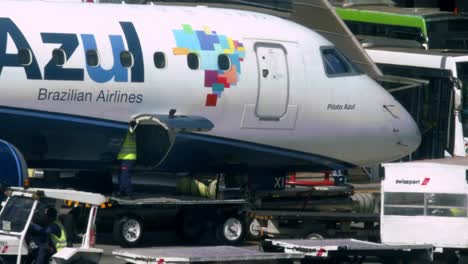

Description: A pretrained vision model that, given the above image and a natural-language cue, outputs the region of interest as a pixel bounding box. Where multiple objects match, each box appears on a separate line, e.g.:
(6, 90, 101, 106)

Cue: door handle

(262, 69, 269, 78)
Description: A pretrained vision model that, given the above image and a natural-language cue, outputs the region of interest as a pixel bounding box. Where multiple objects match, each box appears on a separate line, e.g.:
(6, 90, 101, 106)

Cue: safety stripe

(0, 106, 128, 129)
(64, 200, 112, 208)
(1, 246, 8, 253)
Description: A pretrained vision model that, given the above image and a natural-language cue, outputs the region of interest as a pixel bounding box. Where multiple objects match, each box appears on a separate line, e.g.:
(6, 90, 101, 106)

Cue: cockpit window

(320, 46, 362, 77)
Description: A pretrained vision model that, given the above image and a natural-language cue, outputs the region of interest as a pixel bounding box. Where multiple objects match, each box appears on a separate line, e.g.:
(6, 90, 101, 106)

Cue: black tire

(458, 252, 468, 264)
(175, 211, 205, 242)
(215, 216, 246, 245)
(433, 251, 460, 264)
(71, 261, 96, 264)
(113, 215, 144, 247)
(123, 0, 148, 3)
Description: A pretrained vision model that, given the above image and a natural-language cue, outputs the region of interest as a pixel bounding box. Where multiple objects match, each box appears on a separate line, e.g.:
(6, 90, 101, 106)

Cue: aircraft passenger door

(255, 43, 289, 120)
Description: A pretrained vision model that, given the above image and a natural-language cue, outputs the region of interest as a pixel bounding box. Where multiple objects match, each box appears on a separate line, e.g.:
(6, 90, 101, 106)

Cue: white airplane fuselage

(0, 1, 420, 172)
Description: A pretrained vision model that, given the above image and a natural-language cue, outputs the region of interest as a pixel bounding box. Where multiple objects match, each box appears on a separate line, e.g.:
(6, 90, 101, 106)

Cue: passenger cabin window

(321, 47, 361, 77)
(344, 21, 424, 43)
(154, 52, 166, 69)
(120, 51, 133, 68)
(18, 48, 32, 66)
(218, 54, 231, 71)
(52, 49, 66, 66)
(187, 53, 199, 70)
(384, 192, 424, 216)
(384, 192, 467, 217)
(86, 50, 99, 67)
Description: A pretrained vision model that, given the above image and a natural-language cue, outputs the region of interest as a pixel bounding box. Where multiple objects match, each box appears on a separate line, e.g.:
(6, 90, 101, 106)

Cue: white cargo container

(382, 158, 468, 255)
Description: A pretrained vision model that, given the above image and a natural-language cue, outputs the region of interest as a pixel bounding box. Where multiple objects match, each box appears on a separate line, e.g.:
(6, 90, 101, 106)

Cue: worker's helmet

(45, 207, 57, 220)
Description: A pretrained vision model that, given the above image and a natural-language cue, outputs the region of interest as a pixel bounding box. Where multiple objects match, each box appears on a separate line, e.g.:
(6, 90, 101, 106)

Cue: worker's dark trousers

(119, 159, 135, 195)
(34, 243, 53, 264)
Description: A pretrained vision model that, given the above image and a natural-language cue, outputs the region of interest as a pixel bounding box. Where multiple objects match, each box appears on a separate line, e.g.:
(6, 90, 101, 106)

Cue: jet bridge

(377, 66, 456, 160)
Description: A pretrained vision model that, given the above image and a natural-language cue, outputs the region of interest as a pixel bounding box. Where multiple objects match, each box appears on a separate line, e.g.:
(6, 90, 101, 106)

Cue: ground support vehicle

(381, 157, 468, 263)
(113, 245, 303, 264)
(112, 238, 433, 264)
(102, 195, 248, 247)
(262, 238, 433, 263)
(249, 210, 380, 242)
(95, 174, 379, 247)
(0, 187, 106, 264)
(246, 183, 380, 241)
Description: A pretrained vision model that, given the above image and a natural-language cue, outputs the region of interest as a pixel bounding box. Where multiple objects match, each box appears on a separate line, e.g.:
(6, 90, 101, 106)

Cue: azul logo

(0, 18, 144, 83)
(172, 24, 245, 107)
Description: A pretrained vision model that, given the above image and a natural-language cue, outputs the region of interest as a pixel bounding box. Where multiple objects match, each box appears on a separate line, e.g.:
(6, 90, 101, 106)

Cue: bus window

(384, 192, 467, 217)
(427, 19, 468, 49)
(344, 21, 423, 43)
(384, 192, 424, 216)
(426, 193, 467, 217)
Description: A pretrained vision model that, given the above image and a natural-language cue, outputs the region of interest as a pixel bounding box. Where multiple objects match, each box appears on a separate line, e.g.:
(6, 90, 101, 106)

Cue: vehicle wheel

(458, 252, 468, 264)
(351, 192, 375, 213)
(246, 218, 263, 240)
(305, 233, 324, 240)
(113, 216, 144, 247)
(175, 212, 205, 242)
(433, 251, 459, 264)
(215, 216, 245, 245)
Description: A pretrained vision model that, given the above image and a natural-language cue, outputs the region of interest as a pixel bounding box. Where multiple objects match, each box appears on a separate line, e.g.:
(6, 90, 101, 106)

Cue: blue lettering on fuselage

(41, 33, 84, 81)
(0, 18, 42, 79)
(81, 34, 128, 83)
(0, 17, 144, 83)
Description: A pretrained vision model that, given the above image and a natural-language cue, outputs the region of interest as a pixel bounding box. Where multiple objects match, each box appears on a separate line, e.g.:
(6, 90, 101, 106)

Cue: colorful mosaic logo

(172, 25, 245, 106)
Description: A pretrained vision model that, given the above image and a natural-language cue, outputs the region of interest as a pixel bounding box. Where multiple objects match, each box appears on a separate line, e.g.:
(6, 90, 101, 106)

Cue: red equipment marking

(316, 248, 326, 257)
(286, 172, 334, 187)
(421, 178, 430, 186)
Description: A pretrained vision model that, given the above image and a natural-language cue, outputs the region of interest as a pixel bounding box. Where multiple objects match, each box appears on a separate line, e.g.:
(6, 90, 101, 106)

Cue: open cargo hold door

(131, 114, 214, 167)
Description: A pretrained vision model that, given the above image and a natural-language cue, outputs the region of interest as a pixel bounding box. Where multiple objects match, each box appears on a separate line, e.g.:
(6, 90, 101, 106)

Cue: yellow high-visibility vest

(117, 132, 137, 160)
(50, 221, 67, 252)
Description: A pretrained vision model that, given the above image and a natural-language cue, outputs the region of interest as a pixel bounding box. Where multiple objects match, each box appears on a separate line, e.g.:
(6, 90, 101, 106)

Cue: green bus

(331, 0, 468, 49)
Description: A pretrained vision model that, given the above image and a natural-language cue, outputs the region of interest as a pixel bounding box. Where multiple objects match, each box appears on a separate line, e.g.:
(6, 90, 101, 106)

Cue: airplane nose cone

(382, 100, 421, 157)
(398, 111, 421, 152)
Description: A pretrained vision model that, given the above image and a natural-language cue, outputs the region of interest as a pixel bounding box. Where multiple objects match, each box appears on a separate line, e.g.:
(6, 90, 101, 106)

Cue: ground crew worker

(449, 207, 466, 217)
(117, 127, 137, 197)
(30, 207, 67, 264)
